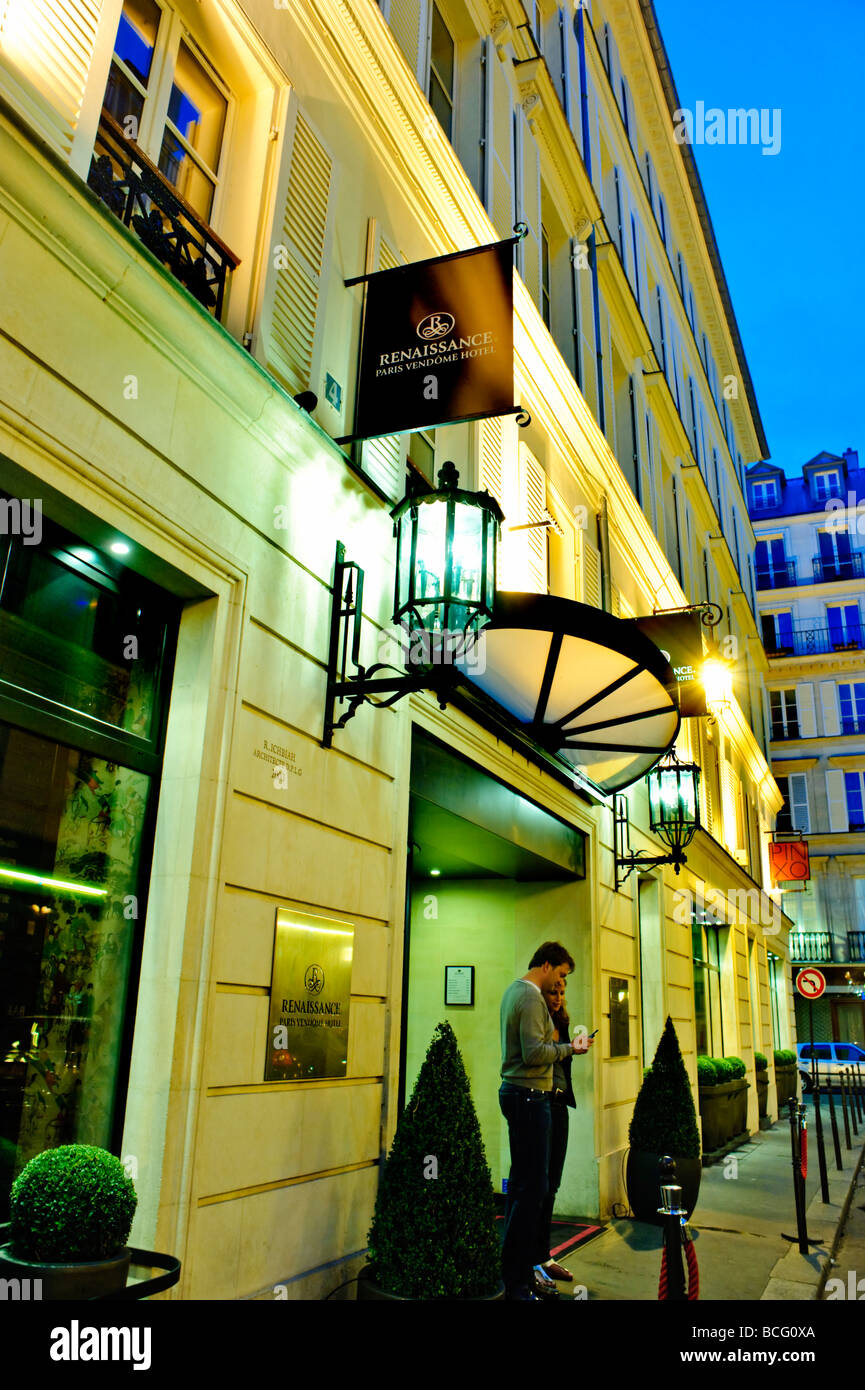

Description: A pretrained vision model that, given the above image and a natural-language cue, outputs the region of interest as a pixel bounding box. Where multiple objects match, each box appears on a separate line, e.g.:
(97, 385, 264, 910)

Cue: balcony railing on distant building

(790, 930, 865, 963)
(811, 552, 865, 583)
(87, 110, 240, 320)
(790, 931, 832, 961)
(756, 560, 797, 589)
(765, 624, 865, 659)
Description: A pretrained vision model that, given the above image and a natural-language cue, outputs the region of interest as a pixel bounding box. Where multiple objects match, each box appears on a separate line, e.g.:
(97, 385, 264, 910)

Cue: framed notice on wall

(265, 908, 354, 1081)
(445, 965, 475, 1006)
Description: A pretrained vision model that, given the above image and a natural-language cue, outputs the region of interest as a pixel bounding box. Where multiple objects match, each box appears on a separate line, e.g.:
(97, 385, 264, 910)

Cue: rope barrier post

(825, 1069, 844, 1171)
(788, 1098, 809, 1255)
(657, 1156, 686, 1301)
(840, 1069, 853, 1150)
(811, 1070, 830, 1204)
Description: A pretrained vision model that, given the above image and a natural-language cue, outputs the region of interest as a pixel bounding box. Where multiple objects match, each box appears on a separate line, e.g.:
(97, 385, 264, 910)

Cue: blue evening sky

(652, 0, 865, 475)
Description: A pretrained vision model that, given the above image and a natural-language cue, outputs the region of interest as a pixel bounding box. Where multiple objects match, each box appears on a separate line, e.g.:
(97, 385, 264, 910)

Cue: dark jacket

(551, 1011, 576, 1108)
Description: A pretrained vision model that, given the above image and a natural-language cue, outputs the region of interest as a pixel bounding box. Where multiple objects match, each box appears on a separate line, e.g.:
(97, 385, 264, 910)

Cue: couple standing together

(499, 941, 594, 1301)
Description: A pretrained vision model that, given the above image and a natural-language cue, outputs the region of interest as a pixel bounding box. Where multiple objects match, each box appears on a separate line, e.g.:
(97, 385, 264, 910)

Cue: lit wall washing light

(109, 540, 131, 556)
(430, 868, 441, 877)
(0, 866, 107, 898)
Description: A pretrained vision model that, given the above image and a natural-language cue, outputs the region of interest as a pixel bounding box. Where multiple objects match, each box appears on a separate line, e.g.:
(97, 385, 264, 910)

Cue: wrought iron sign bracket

(651, 601, 722, 631)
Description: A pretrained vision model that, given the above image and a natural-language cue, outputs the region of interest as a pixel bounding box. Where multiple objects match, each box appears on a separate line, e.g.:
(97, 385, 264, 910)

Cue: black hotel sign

(353, 240, 514, 440)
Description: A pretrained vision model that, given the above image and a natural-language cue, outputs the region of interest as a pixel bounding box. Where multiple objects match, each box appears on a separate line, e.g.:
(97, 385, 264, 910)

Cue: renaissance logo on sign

(354, 240, 514, 440)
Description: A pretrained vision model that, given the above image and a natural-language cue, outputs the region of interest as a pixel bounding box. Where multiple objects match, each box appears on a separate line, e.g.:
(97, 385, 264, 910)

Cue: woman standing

(534, 977, 576, 1293)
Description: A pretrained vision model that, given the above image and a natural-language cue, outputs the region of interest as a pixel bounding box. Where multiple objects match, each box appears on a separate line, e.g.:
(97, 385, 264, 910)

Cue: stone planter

(698, 1079, 749, 1151)
(625, 1149, 701, 1225)
(0, 1243, 131, 1300)
(698, 1080, 734, 1150)
(756, 1069, 769, 1118)
(729, 1079, 749, 1136)
(775, 1063, 798, 1109)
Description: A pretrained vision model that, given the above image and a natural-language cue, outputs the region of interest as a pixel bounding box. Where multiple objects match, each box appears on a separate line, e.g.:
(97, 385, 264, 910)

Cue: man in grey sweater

(499, 941, 593, 1300)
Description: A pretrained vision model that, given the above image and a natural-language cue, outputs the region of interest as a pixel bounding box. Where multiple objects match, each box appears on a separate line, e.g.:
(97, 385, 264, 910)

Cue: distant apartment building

(748, 450, 865, 1044)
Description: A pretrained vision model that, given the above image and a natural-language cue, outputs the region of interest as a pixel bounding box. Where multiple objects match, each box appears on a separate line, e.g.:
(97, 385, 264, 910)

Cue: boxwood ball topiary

(629, 1016, 700, 1158)
(366, 1020, 501, 1299)
(10, 1145, 137, 1263)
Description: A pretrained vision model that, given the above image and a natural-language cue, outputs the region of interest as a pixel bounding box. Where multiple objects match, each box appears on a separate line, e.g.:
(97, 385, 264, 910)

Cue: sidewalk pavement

(558, 1096, 865, 1301)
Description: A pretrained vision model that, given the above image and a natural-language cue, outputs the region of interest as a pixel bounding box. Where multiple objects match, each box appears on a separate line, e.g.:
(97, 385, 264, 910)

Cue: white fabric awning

(456, 593, 681, 794)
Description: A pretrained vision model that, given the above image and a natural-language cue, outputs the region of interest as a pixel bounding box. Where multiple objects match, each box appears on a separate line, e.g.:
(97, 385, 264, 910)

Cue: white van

(797, 1041, 865, 1091)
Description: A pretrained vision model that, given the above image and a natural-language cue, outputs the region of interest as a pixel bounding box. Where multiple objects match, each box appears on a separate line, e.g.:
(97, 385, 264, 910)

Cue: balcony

(790, 931, 865, 963)
(765, 624, 864, 659)
(86, 110, 239, 320)
(756, 559, 797, 589)
(811, 552, 865, 583)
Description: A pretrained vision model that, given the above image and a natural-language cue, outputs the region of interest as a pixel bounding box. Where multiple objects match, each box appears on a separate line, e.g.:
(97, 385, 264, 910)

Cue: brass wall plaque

(266, 908, 354, 1081)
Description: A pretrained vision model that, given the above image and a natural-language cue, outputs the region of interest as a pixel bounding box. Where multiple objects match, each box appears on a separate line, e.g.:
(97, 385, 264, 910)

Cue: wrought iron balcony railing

(850, 931, 865, 961)
(87, 110, 240, 319)
(765, 624, 864, 658)
(811, 552, 865, 583)
(756, 559, 797, 589)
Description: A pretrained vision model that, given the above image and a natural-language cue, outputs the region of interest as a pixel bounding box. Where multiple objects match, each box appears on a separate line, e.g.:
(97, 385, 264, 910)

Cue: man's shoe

(533, 1268, 560, 1299)
(543, 1259, 574, 1282)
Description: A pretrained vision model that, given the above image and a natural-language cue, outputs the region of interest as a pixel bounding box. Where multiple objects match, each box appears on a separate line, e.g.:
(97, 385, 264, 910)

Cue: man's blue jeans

(499, 1083, 551, 1296)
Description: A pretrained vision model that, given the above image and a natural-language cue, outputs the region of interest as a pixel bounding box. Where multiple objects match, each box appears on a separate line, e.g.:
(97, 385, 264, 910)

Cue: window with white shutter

(480, 414, 518, 586)
(821, 681, 842, 736)
(485, 38, 514, 241)
(797, 683, 816, 738)
(826, 769, 848, 832)
(720, 759, 741, 851)
(264, 111, 334, 395)
(361, 237, 406, 500)
(0, 0, 103, 164)
(576, 523, 601, 607)
(515, 107, 542, 306)
(386, 0, 426, 82)
(503, 444, 547, 594)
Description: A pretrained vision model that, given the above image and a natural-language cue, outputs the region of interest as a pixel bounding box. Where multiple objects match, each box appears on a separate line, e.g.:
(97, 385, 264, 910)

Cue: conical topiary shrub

(630, 1018, 701, 1157)
(365, 1020, 502, 1299)
(626, 1017, 702, 1222)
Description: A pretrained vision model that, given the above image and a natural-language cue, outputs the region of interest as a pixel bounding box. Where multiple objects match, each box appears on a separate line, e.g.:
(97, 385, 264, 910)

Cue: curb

(760, 1138, 865, 1301)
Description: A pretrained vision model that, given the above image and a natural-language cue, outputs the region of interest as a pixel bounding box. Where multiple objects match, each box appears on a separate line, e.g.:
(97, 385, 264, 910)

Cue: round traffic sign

(795, 968, 826, 999)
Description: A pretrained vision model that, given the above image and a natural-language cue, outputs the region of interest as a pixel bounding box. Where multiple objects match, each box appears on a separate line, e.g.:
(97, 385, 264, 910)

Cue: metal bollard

(847, 1069, 860, 1135)
(825, 1070, 844, 1171)
(850, 1066, 863, 1125)
(811, 1072, 830, 1203)
(785, 1098, 810, 1255)
(657, 1156, 686, 1301)
(845, 1067, 856, 1145)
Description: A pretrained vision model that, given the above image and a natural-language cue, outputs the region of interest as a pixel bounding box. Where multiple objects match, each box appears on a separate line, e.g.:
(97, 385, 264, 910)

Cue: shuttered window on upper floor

(264, 110, 334, 396)
(360, 236, 407, 501)
(0, 0, 102, 161)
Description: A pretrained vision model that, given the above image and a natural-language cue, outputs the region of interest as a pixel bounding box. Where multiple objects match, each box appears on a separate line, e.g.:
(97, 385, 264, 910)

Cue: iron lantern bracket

(613, 793, 689, 891)
(322, 541, 460, 747)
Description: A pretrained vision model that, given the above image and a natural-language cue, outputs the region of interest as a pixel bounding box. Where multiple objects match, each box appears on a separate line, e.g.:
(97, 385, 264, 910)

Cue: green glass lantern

(647, 752, 701, 861)
(390, 461, 504, 666)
